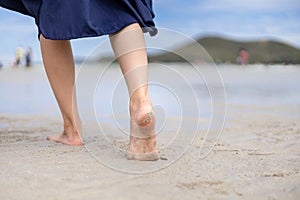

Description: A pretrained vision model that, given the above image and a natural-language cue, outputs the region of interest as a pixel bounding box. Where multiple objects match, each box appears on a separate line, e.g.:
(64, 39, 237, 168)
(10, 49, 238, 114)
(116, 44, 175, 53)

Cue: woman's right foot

(127, 100, 159, 161)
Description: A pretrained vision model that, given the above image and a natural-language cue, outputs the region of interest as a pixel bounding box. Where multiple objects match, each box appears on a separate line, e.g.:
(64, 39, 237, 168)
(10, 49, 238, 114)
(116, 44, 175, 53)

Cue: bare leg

(40, 35, 83, 146)
(110, 23, 158, 160)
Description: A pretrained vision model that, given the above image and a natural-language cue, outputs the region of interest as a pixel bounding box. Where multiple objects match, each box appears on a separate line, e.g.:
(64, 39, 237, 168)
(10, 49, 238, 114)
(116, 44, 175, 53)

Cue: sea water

(0, 64, 299, 127)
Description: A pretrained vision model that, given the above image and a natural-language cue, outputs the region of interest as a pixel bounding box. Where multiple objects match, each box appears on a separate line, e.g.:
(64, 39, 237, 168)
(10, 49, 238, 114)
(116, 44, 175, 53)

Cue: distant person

(15, 46, 23, 67)
(25, 47, 32, 67)
(0, 61, 3, 69)
(237, 48, 249, 65)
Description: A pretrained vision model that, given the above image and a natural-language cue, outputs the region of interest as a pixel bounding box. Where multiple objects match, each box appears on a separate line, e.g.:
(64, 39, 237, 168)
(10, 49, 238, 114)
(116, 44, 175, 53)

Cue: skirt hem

(39, 21, 156, 40)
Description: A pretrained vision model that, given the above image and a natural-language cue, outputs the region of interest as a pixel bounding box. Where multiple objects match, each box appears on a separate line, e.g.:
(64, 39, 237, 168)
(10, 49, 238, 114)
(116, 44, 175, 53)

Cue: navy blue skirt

(0, 0, 157, 40)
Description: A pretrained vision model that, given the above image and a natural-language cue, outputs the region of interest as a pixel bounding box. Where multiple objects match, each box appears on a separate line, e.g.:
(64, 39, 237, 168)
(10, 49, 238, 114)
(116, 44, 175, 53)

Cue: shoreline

(1, 64, 300, 199)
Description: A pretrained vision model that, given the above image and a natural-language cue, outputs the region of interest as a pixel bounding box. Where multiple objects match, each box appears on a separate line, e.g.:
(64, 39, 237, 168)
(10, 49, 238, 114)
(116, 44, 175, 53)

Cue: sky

(0, 0, 300, 65)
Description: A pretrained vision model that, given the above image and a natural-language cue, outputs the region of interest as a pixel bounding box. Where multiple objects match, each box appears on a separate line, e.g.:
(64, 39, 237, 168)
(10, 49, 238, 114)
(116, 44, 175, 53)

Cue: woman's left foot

(47, 122, 83, 146)
(47, 132, 83, 146)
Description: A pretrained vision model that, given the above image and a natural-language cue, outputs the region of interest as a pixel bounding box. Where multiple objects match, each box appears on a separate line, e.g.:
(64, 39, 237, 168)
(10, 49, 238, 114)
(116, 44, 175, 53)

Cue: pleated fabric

(0, 0, 157, 40)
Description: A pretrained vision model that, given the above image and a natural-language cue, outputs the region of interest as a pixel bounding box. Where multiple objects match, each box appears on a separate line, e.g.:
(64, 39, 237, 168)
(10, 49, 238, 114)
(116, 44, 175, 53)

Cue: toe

(46, 135, 54, 141)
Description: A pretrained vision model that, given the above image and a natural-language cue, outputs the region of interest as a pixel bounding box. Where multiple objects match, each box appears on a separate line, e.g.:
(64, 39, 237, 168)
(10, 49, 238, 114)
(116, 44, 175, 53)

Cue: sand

(0, 65, 300, 199)
(0, 104, 299, 200)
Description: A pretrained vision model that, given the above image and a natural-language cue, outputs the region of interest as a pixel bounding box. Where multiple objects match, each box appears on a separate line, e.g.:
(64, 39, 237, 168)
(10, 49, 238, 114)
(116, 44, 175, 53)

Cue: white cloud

(197, 0, 300, 12)
(154, 1, 300, 47)
(0, 0, 299, 64)
(161, 11, 300, 48)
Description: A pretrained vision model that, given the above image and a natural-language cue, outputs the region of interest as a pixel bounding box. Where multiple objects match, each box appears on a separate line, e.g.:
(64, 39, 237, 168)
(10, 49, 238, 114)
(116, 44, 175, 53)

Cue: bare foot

(47, 126, 83, 146)
(127, 100, 159, 161)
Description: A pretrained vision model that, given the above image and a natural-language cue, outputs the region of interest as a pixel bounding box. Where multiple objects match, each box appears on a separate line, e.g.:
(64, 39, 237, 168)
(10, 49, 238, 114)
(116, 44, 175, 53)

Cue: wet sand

(0, 107, 299, 199)
(0, 65, 300, 199)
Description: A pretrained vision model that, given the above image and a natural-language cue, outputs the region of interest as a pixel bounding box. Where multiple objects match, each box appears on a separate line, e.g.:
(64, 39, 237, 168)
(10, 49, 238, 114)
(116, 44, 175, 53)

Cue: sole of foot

(127, 108, 159, 161)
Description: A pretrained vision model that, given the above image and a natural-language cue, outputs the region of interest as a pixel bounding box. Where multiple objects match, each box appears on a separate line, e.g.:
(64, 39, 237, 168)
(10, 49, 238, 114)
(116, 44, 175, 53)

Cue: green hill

(149, 36, 300, 64)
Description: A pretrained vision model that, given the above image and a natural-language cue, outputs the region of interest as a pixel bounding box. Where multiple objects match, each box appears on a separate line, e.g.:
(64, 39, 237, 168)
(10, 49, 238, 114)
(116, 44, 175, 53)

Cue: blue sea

(0, 63, 299, 131)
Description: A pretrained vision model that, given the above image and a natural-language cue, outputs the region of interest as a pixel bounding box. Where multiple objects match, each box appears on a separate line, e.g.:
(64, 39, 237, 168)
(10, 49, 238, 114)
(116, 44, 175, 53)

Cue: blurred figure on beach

(15, 46, 23, 67)
(237, 48, 249, 65)
(25, 47, 32, 67)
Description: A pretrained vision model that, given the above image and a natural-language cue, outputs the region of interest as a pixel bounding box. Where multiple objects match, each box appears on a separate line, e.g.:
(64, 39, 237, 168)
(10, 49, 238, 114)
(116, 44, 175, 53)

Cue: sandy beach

(0, 64, 300, 199)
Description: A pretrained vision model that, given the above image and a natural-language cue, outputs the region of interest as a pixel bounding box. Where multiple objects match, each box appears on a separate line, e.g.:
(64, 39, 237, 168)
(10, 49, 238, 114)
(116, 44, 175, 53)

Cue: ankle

(130, 88, 149, 105)
(131, 97, 149, 106)
(130, 90, 150, 104)
(130, 97, 151, 112)
(63, 118, 82, 136)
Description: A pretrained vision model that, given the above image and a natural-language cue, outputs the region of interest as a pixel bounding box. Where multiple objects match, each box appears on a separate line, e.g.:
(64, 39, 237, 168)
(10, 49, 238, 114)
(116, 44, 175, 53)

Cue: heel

(127, 109, 159, 161)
